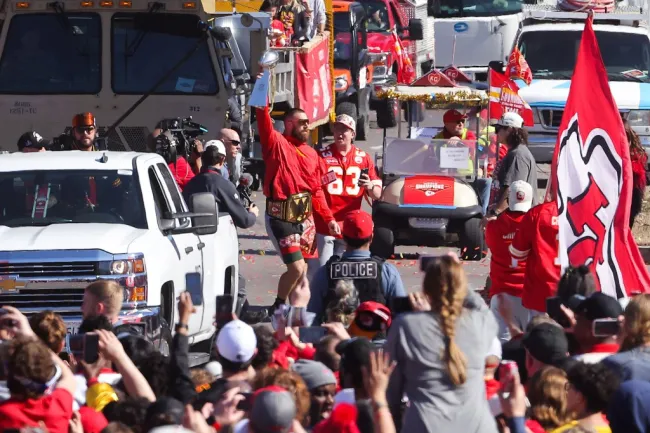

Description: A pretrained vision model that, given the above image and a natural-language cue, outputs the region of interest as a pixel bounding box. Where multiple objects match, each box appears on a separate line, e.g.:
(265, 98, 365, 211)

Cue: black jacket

(182, 167, 256, 229)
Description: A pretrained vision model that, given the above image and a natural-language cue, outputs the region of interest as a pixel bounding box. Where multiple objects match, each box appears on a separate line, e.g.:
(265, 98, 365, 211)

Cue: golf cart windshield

(383, 138, 478, 178)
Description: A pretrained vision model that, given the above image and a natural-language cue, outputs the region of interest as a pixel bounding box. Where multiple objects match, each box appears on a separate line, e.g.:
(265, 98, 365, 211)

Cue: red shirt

(436, 128, 478, 141)
(168, 157, 195, 191)
(510, 201, 561, 312)
(631, 150, 647, 190)
(485, 210, 527, 298)
(256, 107, 334, 224)
(315, 144, 381, 235)
(0, 388, 73, 433)
(274, 335, 316, 362)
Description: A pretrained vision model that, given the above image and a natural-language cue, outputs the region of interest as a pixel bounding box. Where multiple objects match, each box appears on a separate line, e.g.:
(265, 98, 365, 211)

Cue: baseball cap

(205, 139, 227, 156)
(72, 112, 96, 128)
(575, 292, 624, 321)
(496, 112, 524, 128)
(146, 397, 185, 427)
(342, 210, 374, 240)
(291, 359, 337, 391)
(443, 109, 468, 123)
(216, 320, 257, 363)
(508, 180, 534, 212)
(17, 131, 51, 151)
(522, 323, 569, 366)
(333, 114, 356, 133)
(249, 386, 296, 433)
(355, 301, 392, 329)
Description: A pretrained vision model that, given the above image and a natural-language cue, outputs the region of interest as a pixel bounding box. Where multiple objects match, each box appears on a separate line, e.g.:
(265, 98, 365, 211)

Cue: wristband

(175, 323, 189, 332)
(372, 400, 389, 412)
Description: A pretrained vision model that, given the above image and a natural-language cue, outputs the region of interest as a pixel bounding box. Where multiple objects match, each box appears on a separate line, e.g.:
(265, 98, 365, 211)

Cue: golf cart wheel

(460, 217, 486, 261)
(370, 226, 395, 259)
(336, 101, 358, 119)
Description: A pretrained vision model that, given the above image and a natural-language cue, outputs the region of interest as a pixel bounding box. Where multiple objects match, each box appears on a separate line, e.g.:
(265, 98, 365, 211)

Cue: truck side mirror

(189, 193, 219, 235)
(404, 19, 424, 41)
(488, 60, 505, 74)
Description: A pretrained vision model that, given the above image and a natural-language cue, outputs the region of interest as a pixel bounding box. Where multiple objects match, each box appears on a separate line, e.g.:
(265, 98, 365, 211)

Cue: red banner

(392, 31, 416, 84)
(549, 16, 650, 297)
(505, 47, 533, 86)
(403, 176, 455, 206)
(295, 37, 333, 125)
(489, 69, 534, 127)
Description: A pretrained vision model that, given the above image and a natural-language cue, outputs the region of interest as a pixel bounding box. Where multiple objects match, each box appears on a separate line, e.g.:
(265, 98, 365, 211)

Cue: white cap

(205, 139, 227, 156)
(496, 112, 524, 128)
(333, 388, 356, 408)
(508, 180, 534, 212)
(216, 320, 257, 363)
(486, 337, 502, 360)
(204, 361, 223, 378)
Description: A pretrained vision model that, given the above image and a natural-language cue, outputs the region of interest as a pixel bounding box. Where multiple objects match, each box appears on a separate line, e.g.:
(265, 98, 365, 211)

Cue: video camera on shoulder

(155, 116, 208, 164)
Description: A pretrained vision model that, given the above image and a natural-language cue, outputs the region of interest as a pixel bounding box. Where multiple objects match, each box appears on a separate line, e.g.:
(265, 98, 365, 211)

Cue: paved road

(238, 110, 551, 306)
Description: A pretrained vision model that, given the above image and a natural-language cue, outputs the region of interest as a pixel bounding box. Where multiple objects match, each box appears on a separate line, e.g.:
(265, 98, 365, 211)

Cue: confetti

(260, 250, 266, 255)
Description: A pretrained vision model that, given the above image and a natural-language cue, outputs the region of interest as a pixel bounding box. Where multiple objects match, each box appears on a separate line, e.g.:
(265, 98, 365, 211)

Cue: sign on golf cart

(370, 78, 489, 261)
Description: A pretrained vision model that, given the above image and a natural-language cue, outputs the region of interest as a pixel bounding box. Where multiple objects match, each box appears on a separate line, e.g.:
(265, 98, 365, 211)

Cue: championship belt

(266, 192, 312, 223)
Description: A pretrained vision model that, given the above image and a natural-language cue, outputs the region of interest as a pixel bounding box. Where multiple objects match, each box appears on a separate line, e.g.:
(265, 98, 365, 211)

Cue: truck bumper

(527, 133, 558, 164)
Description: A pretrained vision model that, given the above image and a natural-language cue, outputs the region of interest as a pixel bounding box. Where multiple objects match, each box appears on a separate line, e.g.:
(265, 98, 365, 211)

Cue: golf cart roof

(376, 85, 488, 109)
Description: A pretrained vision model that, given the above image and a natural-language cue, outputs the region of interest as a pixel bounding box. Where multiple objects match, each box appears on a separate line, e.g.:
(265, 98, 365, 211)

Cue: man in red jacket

(257, 103, 340, 314)
(485, 180, 533, 342)
(510, 198, 561, 316)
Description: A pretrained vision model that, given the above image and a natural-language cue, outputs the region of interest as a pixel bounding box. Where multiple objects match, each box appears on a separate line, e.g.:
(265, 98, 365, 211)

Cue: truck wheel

(153, 319, 173, 357)
(376, 97, 399, 129)
(460, 218, 486, 261)
(336, 101, 358, 119)
(370, 226, 395, 259)
(405, 101, 426, 123)
(356, 114, 369, 141)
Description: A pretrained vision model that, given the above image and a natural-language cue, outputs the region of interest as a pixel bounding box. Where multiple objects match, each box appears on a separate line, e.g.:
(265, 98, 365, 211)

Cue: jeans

(474, 177, 492, 215)
(490, 293, 532, 343)
(306, 235, 346, 282)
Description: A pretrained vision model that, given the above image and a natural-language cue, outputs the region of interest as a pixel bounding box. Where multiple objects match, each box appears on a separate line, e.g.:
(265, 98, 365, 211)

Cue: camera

(155, 117, 208, 164)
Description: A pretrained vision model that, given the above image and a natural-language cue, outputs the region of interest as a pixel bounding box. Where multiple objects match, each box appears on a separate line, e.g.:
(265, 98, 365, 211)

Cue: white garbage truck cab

(0, 0, 233, 152)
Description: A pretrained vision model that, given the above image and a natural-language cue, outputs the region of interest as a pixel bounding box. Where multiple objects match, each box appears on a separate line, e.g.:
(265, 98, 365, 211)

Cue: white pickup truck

(514, 5, 650, 163)
(0, 151, 239, 359)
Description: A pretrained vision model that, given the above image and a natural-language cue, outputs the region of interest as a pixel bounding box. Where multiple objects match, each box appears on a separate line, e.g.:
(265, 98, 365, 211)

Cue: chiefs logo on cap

(516, 191, 525, 201)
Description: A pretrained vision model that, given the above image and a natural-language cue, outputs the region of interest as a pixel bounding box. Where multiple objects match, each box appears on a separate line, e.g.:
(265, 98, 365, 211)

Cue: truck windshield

(431, 0, 522, 18)
(519, 30, 650, 82)
(360, 0, 391, 32)
(0, 13, 101, 94)
(0, 170, 147, 229)
(112, 13, 218, 94)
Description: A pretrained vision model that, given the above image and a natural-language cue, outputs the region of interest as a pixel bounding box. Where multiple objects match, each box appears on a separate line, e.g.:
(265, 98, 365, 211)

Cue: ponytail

(423, 256, 468, 386)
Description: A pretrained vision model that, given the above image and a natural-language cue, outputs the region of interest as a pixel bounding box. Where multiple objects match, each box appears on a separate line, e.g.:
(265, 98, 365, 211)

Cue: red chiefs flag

(549, 15, 650, 298)
(391, 30, 416, 84)
(488, 69, 534, 126)
(505, 47, 533, 86)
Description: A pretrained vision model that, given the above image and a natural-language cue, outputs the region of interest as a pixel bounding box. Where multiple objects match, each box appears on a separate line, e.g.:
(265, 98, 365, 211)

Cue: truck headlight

(335, 76, 348, 91)
(627, 110, 650, 126)
(110, 258, 145, 274)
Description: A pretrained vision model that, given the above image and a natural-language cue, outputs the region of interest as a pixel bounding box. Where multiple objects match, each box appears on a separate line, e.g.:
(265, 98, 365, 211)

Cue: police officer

(307, 210, 406, 323)
(182, 140, 258, 229)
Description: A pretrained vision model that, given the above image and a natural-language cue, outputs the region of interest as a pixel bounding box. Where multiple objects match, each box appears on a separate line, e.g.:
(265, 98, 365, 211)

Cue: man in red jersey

(510, 198, 561, 317)
(485, 180, 532, 342)
(309, 114, 382, 278)
(257, 103, 340, 314)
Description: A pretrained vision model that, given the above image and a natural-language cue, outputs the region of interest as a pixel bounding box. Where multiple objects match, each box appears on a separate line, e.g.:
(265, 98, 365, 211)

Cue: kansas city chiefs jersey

(318, 144, 381, 219)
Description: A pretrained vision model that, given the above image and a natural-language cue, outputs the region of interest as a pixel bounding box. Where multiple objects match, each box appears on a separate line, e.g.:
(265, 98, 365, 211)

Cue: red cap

(443, 109, 467, 123)
(356, 301, 392, 328)
(342, 210, 374, 240)
(79, 406, 108, 433)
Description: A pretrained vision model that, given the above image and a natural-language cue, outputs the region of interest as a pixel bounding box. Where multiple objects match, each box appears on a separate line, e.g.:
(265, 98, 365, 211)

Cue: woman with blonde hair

(385, 254, 498, 433)
(602, 294, 650, 381)
(528, 367, 574, 431)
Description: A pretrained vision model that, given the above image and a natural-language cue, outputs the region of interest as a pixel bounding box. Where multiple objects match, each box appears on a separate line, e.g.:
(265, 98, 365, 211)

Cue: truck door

(149, 163, 205, 333)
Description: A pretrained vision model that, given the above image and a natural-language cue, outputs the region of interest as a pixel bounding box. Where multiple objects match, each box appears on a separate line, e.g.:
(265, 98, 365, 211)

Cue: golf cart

(370, 81, 490, 260)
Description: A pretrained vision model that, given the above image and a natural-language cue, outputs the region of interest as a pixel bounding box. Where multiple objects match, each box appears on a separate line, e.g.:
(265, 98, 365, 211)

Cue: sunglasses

(75, 126, 95, 134)
(230, 140, 241, 146)
(293, 119, 310, 126)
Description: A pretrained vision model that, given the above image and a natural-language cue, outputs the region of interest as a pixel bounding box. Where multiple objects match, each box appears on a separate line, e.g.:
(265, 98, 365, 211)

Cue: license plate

(409, 217, 448, 229)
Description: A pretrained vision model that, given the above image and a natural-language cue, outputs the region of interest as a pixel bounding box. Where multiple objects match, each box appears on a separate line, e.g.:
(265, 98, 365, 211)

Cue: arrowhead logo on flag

(505, 47, 533, 86)
(488, 69, 534, 126)
(549, 15, 650, 298)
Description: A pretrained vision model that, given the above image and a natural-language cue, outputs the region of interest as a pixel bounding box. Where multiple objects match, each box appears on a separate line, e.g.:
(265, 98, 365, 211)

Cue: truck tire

(370, 226, 395, 259)
(460, 217, 486, 261)
(376, 97, 399, 129)
(356, 88, 371, 141)
(336, 101, 358, 119)
(154, 319, 173, 357)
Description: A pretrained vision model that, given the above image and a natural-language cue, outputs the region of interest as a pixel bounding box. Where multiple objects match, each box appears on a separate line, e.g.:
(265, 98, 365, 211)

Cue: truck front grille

(0, 262, 97, 278)
(0, 288, 85, 317)
(540, 109, 564, 128)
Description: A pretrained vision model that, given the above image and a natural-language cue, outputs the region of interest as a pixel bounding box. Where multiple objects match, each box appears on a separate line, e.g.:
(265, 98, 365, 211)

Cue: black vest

(324, 255, 386, 312)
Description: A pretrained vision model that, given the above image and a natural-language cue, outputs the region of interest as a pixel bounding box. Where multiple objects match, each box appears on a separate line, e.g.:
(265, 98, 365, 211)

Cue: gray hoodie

(385, 291, 498, 433)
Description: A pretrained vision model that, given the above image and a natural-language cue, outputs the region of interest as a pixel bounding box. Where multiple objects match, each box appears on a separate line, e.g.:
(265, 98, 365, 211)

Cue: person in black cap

(17, 131, 50, 153)
(571, 292, 623, 364)
(522, 322, 570, 379)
